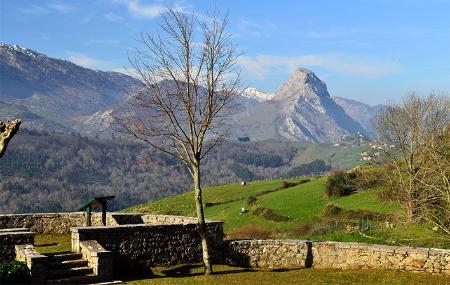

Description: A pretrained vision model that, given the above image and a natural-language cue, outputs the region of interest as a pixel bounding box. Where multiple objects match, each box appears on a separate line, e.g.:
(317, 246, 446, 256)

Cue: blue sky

(1, 0, 449, 105)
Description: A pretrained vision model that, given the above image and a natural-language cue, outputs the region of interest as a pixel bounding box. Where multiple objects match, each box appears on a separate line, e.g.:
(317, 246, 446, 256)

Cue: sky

(1, 0, 449, 105)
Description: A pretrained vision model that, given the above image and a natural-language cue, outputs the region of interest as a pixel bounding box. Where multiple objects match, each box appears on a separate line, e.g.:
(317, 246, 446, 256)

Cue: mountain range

(0, 43, 382, 143)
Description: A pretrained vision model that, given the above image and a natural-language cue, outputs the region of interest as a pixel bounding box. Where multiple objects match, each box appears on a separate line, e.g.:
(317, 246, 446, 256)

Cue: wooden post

(87, 205, 92, 226)
(101, 201, 107, 226)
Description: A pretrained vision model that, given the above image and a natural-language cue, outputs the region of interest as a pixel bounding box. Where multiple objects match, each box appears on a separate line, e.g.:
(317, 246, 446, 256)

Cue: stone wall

(311, 241, 450, 274)
(0, 212, 99, 234)
(71, 221, 223, 269)
(223, 239, 450, 274)
(0, 212, 200, 234)
(224, 239, 312, 269)
(0, 231, 35, 260)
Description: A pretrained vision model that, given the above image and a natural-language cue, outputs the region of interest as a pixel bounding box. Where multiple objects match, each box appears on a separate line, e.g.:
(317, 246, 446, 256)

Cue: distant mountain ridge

(332, 96, 384, 137)
(0, 43, 381, 143)
(0, 43, 139, 131)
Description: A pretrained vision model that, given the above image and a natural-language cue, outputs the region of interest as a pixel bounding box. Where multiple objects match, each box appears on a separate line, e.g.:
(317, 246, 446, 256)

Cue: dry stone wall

(0, 212, 101, 234)
(71, 221, 223, 269)
(224, 239, 450, 274)
(0, 212, 200, 234)
(224, 239, 312, 269)
(311, 241, 450, 274)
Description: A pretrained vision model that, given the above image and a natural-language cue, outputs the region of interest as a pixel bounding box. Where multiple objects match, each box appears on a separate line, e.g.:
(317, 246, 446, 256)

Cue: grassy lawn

(123, 264, 450, 285)
(35, 234, 71, 254)
(291, 143, 368, 170)
(125, 176, 450, 249)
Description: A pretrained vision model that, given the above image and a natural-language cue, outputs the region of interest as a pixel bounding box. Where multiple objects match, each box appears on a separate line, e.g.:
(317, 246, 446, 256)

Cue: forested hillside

(0, 130, 366, 213)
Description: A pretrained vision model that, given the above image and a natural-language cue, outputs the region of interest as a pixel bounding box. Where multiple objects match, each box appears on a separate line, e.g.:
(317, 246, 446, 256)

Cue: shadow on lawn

(119, 264, 305, 282)
(119, 264, 261, 282)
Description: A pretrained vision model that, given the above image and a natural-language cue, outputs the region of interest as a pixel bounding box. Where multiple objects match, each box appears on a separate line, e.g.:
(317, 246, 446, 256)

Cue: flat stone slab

(0, 228, 29, 232)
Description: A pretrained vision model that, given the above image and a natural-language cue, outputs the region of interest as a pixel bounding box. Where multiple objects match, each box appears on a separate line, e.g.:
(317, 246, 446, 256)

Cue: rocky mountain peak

(233, 67, 367, 143)
(274, 67, 329, 101)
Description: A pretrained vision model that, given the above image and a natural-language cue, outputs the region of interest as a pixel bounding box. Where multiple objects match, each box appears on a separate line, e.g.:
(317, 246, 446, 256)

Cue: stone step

(46, 253, 83, 262)
(47, 266, 94, 280)
(47, 259, 88, 270)
(46, 273, 100, 284)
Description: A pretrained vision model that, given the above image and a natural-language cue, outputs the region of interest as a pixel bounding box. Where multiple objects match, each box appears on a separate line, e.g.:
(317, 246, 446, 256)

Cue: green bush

(0, 260, 30, 284)
(325, 171, 357, 198)
(246, 196, 257, 206)
(324, 203, 342, 216)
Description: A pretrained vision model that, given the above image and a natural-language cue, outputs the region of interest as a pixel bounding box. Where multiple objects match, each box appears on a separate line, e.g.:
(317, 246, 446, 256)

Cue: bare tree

(419, 122, 450, 233)
(114, 8, 241, 274)
(376, 93, 450, 223)
(0, 119, 21, 158)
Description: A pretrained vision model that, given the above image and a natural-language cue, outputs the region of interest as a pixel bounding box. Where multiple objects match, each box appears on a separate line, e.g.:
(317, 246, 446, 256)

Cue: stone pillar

(80, 240, 113, 281)
(71, 228, 81, 253)
(15, 244, 48, 284)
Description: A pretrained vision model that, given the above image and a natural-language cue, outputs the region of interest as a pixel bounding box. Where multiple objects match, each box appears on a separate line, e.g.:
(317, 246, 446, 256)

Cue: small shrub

(204, 202, 220, 208)
(297, 179, 311, 184)
(253, 207, 290, 222)
(324, 203, 342, 216)
(0, 260, 30, 284)
(325, 171, 357, 198)
(246, 196, 257, 206)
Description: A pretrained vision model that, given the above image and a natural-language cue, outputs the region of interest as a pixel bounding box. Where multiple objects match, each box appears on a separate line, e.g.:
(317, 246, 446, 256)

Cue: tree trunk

(0, 119, 21, 159)
(193, 163, 212, 275)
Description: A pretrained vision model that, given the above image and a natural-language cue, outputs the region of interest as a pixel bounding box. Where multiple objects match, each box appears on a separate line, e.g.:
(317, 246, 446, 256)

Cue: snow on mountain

(241, 87, 274, 102)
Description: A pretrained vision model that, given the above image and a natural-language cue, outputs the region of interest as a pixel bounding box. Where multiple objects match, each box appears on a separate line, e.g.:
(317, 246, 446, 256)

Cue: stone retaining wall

(0, 231, 35, 260)
(0, 212, 200, 234)
(71, 221, 223, 269)
(223, 239, 450, 274)
(224, 239, 312, 269)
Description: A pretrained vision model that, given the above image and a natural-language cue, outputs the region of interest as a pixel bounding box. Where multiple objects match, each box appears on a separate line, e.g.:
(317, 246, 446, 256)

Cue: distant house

(237, 137, 250, 142)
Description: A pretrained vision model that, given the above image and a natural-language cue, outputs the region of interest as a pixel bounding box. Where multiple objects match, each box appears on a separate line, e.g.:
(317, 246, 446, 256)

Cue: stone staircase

(44, 252, 101, 284)
(16, 237, 115, 284)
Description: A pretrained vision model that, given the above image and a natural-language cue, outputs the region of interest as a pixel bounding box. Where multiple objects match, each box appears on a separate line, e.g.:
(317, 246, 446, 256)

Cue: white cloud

(236, 20, 276, 38)
(113, 0, 187, 19)
(104, 12, 125, 22)
(128, 0, 164, 18)
(19, 2, 75, 14)
(111, 67, 140, 78)
(303, 27, 362, 39)
(67, 53, 106, 70)
(81, 13, 95, 24)
(66, 52, 138, 77)
(238, 54, 402, 80)
(46, 3, 74, 13)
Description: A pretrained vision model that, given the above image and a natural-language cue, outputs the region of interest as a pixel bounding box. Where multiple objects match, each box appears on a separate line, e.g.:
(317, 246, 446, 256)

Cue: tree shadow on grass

(119, 264, 257, 282)
(35, 242, 58, 247)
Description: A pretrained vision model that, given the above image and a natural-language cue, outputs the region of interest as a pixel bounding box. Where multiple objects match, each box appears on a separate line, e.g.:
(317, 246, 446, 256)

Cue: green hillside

(126, 175, 450, 249)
